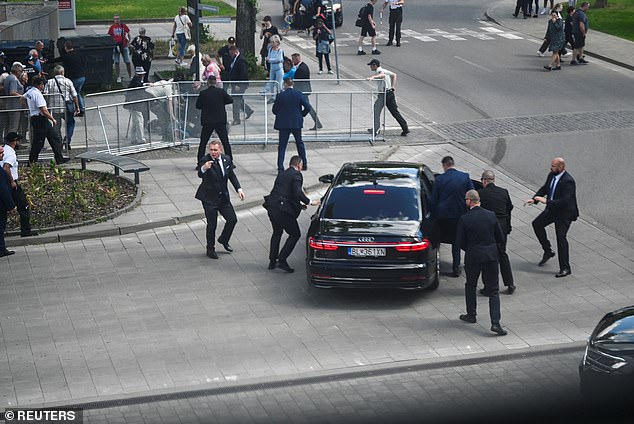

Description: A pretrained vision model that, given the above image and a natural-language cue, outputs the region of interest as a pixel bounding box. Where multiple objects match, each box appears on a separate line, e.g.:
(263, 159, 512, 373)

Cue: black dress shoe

(278, 261, 295, 273)
(268, 260, 277, 270)
(459, 314, 476, 324)
(0, 249, 16, 257)
(302, 165, 307, 171)
(479, 288, 488, 296)
(400, 129, 410, 136)
(231, 120, 241, 126)
(20, 231, 38, 237)
(245, 110, 254, 120)
(538, 251, 555, 266)
(386, 41, 393, 46)
(206, 249, 218, 259)
(491, 324, 508, 336)
(555, 268, 571, 278)
(57, 157, 70, 164)
(218, 239, 233, 252)
(451, 266, 461, 278)
(505, 284, 516, 294)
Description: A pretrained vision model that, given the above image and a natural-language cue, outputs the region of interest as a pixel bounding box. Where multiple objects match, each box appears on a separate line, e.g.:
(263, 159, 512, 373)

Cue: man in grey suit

(456, 189, 507, 336)
(291, 53, 322, 130)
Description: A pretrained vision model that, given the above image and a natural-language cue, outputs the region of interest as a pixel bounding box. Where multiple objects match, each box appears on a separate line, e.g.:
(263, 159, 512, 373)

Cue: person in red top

(107, 14, 132, 83)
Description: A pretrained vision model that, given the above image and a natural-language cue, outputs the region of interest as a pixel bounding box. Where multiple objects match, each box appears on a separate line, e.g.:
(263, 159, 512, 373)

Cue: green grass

(75, 0, 235, 21)
(587, 0, 634, 42)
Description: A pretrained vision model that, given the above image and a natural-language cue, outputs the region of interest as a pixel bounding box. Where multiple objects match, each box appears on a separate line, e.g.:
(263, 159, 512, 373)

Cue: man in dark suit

(195, 76, 233, 164)
(272, 78, 312, 173)
(0, 146, 17, 257)
(430, 156, 475, 277)
(291, 53, 322, 130)
(228, 46, 254, 126)
(194, 139, 246, 259)
(264, 155, 319, 273)
(478, 170, 515, 294)
(525, 157, 579, 278)
(456, 190, 507, 336)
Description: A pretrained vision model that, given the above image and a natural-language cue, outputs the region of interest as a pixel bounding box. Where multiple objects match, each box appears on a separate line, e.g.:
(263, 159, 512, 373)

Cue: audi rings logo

(358, 237, 374, 242)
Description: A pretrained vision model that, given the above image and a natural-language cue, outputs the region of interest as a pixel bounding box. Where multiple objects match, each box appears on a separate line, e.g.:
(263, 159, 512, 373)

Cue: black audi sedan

(579, 305, 634, 400)
(306, 162, 438, 290)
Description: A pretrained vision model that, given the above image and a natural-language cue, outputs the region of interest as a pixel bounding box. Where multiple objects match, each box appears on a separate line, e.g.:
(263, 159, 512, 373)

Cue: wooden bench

(76, 152, 150, 185)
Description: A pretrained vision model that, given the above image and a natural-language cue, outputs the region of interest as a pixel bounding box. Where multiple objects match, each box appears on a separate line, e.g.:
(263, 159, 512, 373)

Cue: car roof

(334, 162, 426, 188)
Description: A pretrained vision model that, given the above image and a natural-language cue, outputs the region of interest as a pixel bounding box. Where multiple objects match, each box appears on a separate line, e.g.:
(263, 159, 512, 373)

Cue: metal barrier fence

(3, 78, 388, 157)
(1, 93, 68, 162)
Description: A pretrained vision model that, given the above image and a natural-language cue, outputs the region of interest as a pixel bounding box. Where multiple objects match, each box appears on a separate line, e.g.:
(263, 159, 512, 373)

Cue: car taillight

(395, 239, 430, 252)
(309, 237, 339, 250)
(363, 189, 385, 195)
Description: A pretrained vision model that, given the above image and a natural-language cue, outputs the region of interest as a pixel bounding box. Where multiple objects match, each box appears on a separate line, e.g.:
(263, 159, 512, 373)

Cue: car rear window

(323, 185, 420, 221)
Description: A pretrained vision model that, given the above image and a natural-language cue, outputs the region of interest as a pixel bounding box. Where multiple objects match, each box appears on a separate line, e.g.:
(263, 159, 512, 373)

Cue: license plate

(348, 247, 386, 257)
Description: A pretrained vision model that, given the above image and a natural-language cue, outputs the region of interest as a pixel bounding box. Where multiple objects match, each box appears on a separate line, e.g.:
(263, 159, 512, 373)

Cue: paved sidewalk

(487, 0, 634, 71)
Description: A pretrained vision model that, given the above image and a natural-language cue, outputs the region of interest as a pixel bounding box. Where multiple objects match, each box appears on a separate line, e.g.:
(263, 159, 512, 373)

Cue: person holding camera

(107, 15, 132, 83)
(259, 16, 279, 69)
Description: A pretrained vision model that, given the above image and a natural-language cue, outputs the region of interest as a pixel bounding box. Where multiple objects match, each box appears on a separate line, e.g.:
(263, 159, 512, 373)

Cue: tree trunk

(236, 0, 257, 56)
(594, 0, 608, 8)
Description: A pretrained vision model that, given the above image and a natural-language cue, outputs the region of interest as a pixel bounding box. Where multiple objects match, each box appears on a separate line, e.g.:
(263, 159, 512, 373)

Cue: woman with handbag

(171, 7, 192, 65)
(312, 18, 333, 74)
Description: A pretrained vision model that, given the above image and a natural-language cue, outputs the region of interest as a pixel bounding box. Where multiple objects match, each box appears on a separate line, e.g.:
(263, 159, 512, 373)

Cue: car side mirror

(319, 174, 334, 184)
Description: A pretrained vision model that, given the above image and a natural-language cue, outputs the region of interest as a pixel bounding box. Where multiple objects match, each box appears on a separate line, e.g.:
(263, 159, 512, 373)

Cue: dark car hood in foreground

(592, 306, 634, 352)
(319, 219, 421, 237)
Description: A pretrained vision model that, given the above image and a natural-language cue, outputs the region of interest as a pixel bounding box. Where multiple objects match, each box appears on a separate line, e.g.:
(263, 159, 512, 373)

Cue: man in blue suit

(430, 156, 475, 277)
(272, 78, 312, 173)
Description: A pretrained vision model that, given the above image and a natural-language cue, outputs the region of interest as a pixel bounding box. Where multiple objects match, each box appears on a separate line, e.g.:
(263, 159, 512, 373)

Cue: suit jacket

(228, 53, 249, 91)
(293, 62, 312, 95)
(272, 87, 312, 130)
(265, 167, 310, 218)
(196, 85, 233, 125)
(0, 167, 15, 211)
(534, 171, 579, 221)
(478, 183, 513, 234)
(194, 154, 241, 205)
(456, 206, 504, 265)
(430, 168, 475, 219)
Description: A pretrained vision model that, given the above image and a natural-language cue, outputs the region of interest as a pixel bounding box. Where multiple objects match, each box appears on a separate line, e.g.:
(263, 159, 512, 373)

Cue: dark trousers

(373, 90, 408, 134)
(317, 53, 331, 71)
(308, 106, 321, 128)
(433, 218, 461, 268)
(12, 184, 31, 236)
(0, 209, 7, 250)
(28, 115, 64, 164)
(202, 200, 237, 250)
(532, 209, 572, 271)
(199, 123, 231, 162)
(498, 233, 514, 286)
(231, 87, 253, 123)
(514, 0, 528, 16)
(388, 7, 403, 44)
(267, 208, 301, 262)
(465, 261, 501, 325)
(277, 128, 307, 172)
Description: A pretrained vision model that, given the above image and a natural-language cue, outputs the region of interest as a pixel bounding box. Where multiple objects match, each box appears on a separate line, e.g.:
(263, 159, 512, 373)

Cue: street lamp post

(327, 0, 340, 81)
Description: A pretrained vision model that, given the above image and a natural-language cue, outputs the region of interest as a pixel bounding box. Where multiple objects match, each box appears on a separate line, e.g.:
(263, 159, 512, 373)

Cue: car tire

(425, 248, 440, 291)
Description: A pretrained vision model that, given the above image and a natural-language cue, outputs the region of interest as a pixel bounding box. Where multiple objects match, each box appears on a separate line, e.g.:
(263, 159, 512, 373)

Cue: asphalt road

(286, 0, 634, 243)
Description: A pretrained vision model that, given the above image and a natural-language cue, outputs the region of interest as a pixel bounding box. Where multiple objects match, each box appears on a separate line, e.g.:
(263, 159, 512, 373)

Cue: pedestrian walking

(3, 62, 27, 138)
(272, 78, 312, 173)
(357, 0, 381, 55)
(194, 139, 245, 260)
(456, 190, 508, 336)
(264, 155, 320, 273)
(23, 76, 67, 164)
(312, 18, 333, 74)
(477, 170, 515, 294)
(259, 15, 280, 68)
(228, 46, 254, 126)
(544, 10, 565, 71)
(513, 0, 529, 18)
(216, 36, 236, 82)
(1, 132, 36, 237)
(266, 35, 285, 102)
(429, 156, 475, 277)
(195, 76, 233, 164)
(171, 7, 192, 66)
(44, 65, 79, 149)
(124, 66, 148, 145)
(570, 2, 589, 65)
(54, 40, 86, 115)
(525, 157, 579, 278)
(0, 145, 17, 258)
(107, 15, 132, 83)
(381, 0, 405, 47)
(130, 27, 154, 83)
(564, 5, 576, 50)
(291, 53, 322, 130)
(366, 59, 408, 136)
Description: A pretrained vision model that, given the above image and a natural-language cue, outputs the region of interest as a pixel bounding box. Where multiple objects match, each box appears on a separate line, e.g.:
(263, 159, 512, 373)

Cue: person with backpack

(357, 0, 381, 56)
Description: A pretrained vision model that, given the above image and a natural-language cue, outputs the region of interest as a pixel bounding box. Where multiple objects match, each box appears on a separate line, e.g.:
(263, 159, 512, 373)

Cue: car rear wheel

(425, 248, 440, 291)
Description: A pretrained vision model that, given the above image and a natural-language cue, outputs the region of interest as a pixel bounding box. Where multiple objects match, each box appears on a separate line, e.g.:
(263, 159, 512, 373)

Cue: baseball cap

(134, 66, 146, 74)
(367, 59, 380, 66)
(228, 36, 236, 43)
(4, 132, 23, 143)
(12, 61, 24, 69)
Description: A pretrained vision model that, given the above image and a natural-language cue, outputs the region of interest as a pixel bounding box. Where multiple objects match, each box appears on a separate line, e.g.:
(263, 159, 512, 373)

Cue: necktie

(216, 158, 224, 177)
(549, 176, 557, 200)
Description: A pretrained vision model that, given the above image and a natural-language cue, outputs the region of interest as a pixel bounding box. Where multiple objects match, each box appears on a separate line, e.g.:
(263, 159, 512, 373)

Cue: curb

(19, 340, 586, 411)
